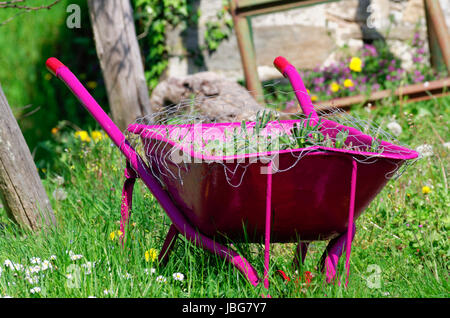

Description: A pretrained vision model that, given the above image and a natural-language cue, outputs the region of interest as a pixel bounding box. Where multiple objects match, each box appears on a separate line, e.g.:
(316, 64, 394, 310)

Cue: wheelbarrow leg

(319, 224, 356, 284)
(293, 242, 309, 269)
(321, 158, 358, 285)
(158, 224, 179, 266)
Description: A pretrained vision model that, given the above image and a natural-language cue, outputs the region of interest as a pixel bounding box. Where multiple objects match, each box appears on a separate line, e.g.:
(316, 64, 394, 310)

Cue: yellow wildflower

(422, 186, 431, 194)
(74, 130, 91, 142)
(91, 131, 103, 142)
(51, 127, 59, 134)
(109, 230, 123, 240)
(349, 57, 362, 72)
(145, 248, 158, 262)
(344, 79, 354, 88)
(330, 82, 340, 93)
(86, 81, 97, 90)
(311, 95, 318, 102)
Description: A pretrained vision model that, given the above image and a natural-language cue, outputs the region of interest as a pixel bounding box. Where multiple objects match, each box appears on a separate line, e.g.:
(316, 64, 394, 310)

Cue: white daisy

(173, 272, 184, 281)
(82, 262, 93, 275)
(144, 268, 156, 275)
(50, 255, 57, 261)
(68, 250, 83, 261)
(3, 260, 13, 269)
(30, 257, 41, 264)
(30, 287, 41, 294)
(26, 275, 39, 285)
(156, 275, 166, 283)
(28, 265, 41, 274)
(40, 260, 52, 271)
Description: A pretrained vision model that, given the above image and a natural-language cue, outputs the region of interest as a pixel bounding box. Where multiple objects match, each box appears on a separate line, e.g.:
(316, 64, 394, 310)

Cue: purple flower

(413, 75, 425, 83)
(313, 77, 325, 85)
(363, 44, 377, 57)
(413, 56, 422, 63)
(388, 65, 396, 72)
(417, 48, 425, 55)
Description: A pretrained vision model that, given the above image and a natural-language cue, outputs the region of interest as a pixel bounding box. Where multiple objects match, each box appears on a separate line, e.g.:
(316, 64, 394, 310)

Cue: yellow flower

(91, 131, 103, 142)
(74, 130, 91, 142)
(86, 81, 97, 90)
(109, 230, 123, 240)
(422, 186, 431, 194)
(311, 95, 318, 102)
(51, 127, 59, 134)
(349, 57, 362, 72)
(145, 248, 158, 262)
(330, 82, 340, 93)
(344, 79, 354, 88)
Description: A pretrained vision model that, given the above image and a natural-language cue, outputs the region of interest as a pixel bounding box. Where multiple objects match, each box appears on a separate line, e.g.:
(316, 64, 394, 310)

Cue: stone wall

(166, 0, 449, 82)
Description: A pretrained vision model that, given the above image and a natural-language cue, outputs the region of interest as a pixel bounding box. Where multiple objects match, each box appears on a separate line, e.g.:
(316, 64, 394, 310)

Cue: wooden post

(424, 0, 450, 74)
(0, 84, 55, 231)
(87, 0, 151, 131)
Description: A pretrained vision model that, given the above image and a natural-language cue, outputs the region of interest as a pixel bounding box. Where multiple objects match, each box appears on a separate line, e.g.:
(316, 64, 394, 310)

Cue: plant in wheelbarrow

(45, 55, 418, 295)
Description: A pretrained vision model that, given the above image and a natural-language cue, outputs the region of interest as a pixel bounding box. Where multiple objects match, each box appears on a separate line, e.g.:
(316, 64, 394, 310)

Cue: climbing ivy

(133, 0, 233, 90)
(133, 0, 195, 89)
(203, 0, 233, 53)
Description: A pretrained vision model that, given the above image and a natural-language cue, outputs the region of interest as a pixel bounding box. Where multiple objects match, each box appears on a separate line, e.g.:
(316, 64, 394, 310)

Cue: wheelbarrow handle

(274, 56, 319, 122)
(46, 57, 130, 153)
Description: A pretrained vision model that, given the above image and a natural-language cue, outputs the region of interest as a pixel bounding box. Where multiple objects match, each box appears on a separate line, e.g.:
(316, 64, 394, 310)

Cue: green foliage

(133, 0, 198, 89)
(203, 1, 233, 54)
(0, 0, 107, 166)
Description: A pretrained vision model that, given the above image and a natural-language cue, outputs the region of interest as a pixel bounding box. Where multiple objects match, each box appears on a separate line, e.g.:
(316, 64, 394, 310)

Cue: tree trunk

(87, 0, 151, 131)
(0, 84, 55, 231)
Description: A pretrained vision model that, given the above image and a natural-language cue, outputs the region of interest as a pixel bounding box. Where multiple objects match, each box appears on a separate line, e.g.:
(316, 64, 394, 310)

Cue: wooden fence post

(0, 84, 56, 231)
(87, 0, 151, 131)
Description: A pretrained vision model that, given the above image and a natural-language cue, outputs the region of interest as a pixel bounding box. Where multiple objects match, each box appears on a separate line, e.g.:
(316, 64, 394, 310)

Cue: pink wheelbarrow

(46, 56, 418, 291)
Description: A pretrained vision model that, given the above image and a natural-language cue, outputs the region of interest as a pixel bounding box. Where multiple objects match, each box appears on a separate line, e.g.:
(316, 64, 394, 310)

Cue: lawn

(0, 93, 448, 298)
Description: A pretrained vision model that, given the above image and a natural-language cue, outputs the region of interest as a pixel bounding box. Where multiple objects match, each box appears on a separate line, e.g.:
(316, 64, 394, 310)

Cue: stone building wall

(166, 0, 449, 82)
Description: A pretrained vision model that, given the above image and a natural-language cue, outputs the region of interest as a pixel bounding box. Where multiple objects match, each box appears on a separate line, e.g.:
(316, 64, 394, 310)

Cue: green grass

(0, 95, 448, 298)
(0, 0, 107, 165)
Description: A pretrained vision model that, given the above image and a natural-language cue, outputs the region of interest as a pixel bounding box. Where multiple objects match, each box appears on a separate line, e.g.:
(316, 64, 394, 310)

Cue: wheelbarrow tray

(128, 118, 417, 243)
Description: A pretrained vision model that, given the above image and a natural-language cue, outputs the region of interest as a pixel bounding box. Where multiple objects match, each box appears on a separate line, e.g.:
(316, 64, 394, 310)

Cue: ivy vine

(133, 0, 233, 90)
(203, 1, 233, 54)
